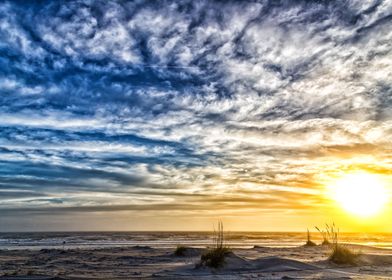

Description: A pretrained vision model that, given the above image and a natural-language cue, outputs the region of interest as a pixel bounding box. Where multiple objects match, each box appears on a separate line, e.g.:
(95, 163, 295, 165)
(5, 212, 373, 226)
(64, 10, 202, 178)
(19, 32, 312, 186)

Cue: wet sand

(1, 244, 392, 279)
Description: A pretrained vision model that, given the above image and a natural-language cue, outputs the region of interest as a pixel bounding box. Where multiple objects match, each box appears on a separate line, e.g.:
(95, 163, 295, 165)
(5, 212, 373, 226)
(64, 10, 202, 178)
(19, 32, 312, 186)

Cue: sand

(1, 244, 392, 279)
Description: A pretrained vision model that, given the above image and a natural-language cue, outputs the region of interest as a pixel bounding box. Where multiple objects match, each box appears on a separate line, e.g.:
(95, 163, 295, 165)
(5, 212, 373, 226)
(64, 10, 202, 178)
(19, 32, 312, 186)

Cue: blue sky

(0, 0, 391, 231)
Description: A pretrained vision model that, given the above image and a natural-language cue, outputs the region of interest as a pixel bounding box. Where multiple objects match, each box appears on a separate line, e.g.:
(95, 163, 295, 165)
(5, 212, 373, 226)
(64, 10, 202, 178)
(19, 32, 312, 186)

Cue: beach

(1, 233, 392, 279)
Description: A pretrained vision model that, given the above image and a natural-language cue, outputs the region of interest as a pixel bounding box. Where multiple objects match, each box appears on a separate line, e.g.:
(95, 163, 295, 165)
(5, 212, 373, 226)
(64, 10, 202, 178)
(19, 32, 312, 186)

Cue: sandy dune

(1, 244, 392, 279)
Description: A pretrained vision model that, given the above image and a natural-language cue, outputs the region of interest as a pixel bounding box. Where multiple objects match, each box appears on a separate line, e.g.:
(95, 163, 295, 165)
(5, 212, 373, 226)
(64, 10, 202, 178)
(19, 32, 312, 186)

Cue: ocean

(1, 232, 392, 251)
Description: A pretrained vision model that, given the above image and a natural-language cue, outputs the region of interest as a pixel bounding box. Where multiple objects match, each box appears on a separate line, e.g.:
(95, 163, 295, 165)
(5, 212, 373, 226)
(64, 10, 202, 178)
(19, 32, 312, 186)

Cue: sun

(329, 172, 389, 217)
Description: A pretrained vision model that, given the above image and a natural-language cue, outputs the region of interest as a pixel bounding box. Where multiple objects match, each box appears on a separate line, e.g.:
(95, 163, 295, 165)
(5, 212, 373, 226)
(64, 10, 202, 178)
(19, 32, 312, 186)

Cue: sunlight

(329, 172, 389, 218)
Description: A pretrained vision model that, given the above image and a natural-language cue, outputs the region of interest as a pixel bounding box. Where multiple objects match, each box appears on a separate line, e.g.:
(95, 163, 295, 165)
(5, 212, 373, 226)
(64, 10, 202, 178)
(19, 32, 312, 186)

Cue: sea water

(0, 232, 392, 250)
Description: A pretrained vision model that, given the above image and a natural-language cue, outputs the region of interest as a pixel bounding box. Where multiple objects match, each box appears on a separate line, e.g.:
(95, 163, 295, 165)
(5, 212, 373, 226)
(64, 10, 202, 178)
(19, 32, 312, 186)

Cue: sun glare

(329, 172, 389, 217)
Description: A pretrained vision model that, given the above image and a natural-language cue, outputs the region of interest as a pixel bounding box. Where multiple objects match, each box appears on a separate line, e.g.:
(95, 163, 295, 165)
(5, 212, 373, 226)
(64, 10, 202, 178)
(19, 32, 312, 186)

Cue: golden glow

(329, 172, 389, 218)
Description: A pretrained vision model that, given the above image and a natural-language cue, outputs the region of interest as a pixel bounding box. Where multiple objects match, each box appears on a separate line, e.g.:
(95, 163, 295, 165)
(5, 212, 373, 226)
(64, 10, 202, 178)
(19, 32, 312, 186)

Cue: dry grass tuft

(200, 246, 231, 268)
(315, 224, 332, 245)
(330, 244, 358, 265)
(198, 221, 231, 268)
(305, 228, 317, 246)
(174, 245, 188, 256)
(327, 223, 358, 265)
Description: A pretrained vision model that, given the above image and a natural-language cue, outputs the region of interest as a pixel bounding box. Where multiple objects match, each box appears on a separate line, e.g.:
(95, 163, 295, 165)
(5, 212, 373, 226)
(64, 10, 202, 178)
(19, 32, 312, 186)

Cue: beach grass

(315, 224, 332, 245)
(327, 223, 358, 265)
(305, 228, 317, 246)
(199, 221, 231, 268)
(330, 244, 358, 265)
(174, 245, 188, 256)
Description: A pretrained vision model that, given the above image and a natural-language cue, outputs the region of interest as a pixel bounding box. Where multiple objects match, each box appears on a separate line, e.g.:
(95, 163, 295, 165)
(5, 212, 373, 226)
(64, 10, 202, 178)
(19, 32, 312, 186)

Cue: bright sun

(329, 172, 389, 217)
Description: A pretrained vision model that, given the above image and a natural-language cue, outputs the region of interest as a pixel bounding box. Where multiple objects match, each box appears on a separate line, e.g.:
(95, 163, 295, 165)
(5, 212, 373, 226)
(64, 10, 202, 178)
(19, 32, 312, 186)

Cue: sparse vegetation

(305, 228, 317, 246)
(330, 244, 358, 265)
(199, 221, 231, 268)
(315, 224, 332, 245)
(174, 245, 187, 256)
(327, 223, 358, 265)
(200, 246, 231, 268)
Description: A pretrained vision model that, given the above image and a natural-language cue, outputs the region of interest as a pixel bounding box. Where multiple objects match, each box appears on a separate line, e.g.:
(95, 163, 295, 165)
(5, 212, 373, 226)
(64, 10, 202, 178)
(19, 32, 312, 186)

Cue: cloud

(0, 0, 391, 229)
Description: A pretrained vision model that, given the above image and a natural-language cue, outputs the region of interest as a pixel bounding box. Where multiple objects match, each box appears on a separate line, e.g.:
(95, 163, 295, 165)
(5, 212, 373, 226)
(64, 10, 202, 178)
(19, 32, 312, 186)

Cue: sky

(0, 0, 391, 232)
